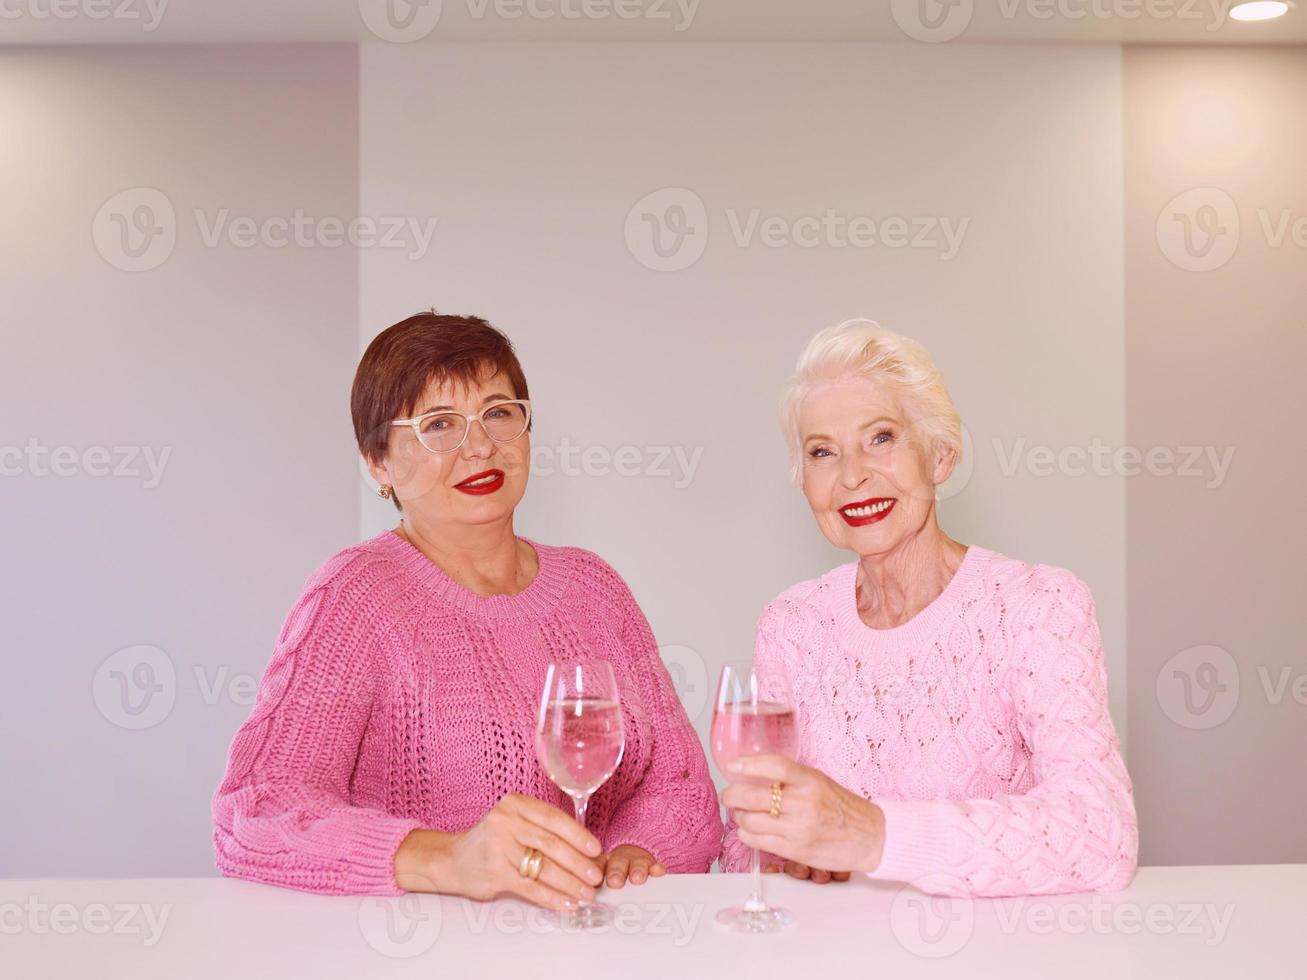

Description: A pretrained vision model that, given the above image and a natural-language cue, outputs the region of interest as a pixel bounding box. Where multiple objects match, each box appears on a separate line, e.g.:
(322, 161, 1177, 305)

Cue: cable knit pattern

(212, 530, 722, 896)
(721, 546, 1137, 898)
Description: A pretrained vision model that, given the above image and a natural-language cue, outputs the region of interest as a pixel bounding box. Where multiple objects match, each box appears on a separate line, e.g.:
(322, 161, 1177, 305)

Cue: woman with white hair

(719, 319, 1138, 897)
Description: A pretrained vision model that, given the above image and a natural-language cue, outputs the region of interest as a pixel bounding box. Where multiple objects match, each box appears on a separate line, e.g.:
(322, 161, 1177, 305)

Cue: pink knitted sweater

(721, 546, 1138, 897)
(212, 530, 723, 895)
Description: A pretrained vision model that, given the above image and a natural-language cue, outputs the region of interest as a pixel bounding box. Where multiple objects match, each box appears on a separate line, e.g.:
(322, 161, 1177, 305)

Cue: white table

(3, 865, 1302, 979)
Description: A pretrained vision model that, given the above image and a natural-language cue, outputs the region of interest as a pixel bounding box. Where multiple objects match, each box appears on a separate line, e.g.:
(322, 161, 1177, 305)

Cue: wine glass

(710, 663, 798, 933)
(534, 661, 626, 929)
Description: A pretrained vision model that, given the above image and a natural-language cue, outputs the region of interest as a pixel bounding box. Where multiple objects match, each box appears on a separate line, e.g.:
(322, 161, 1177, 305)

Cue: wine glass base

(560, 900, 617, 930)
(714, 905, 796, 933)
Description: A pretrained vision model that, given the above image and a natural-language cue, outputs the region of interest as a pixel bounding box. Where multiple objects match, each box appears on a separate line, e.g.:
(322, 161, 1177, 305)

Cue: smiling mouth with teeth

(454, 468, 505, 495)
(838, 496, 896, 527)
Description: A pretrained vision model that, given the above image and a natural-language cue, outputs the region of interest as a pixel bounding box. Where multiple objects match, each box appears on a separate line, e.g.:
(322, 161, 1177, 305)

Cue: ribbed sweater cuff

(339, 815, 424, 895)
(603, 803, 717, 874)
(866, 798, 956, 885)
(603, 804, 675, 868)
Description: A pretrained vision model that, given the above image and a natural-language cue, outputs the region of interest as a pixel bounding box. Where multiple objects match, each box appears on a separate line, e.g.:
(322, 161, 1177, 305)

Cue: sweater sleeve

(211, 582, 423, 896)
(866, 570, 1138, 897)
(719, 602, 794, 874)
(599, 584, 723, 873)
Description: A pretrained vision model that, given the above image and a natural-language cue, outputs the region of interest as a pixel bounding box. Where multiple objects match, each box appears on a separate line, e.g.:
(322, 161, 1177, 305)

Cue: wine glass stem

(572, 793, 594, 910)
(745, 846, 768, 913)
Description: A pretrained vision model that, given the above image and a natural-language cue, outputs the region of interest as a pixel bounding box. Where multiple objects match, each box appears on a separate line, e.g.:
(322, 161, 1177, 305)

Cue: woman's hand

(599, 844, 666, 889)
(394, 793, 605, 911)
(778, 861, 851, 883)
(721, 754, 885, 876)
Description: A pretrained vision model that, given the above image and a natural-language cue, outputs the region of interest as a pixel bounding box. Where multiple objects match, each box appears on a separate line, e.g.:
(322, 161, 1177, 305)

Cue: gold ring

(769, 781, 783, 819)
(518, 847, 544, 880)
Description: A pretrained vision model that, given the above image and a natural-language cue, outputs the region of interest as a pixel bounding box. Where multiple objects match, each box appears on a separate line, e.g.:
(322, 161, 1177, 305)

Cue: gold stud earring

(376, 484, 393, 499)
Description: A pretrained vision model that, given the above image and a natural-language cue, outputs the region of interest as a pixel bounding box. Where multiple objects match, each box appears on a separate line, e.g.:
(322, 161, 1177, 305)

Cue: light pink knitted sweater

(212, 530, 722, 895)
(721, 546, 1138, 897)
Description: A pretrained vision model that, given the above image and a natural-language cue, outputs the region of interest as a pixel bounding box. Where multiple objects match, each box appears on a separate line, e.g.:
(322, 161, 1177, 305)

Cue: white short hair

(781, 318, 963, 482)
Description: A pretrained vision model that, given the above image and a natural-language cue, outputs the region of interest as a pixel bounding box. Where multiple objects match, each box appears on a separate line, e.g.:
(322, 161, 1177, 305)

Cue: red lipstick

(454, 469, 505, 495)
(839, 496, 896, 527)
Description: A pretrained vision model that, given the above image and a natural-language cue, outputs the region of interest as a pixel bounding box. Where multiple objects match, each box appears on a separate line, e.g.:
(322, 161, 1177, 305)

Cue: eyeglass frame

(389, 399, 533, 455)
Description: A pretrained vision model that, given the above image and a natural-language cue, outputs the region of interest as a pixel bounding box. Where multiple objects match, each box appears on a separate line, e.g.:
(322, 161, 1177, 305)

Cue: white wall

(1124, 45, 1307, 865)
(0, 45, 361, 877)
(358, 42, 1127, 758)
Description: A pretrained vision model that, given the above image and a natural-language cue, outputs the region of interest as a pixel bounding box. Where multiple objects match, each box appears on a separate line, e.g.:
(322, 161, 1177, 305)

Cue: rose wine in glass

(711, 664, 798, 933)
(535, 661, 625, 929)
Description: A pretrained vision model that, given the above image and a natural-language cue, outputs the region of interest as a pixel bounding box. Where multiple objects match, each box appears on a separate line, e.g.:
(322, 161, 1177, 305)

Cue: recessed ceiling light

(1230, 1, 1292, 21)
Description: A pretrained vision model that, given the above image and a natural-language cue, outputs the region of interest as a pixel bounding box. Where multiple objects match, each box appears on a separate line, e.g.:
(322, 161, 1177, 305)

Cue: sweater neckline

(374, 529, 574, 623)
(831, 545, 991, 647)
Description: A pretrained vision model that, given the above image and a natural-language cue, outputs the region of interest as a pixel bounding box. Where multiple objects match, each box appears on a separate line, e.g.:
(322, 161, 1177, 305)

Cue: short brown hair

(352, 312, 530, 511)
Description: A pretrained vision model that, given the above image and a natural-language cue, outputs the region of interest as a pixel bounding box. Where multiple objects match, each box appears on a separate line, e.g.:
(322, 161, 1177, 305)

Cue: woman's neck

(395, 517, 537, 597)
(855, 523, 968, 629)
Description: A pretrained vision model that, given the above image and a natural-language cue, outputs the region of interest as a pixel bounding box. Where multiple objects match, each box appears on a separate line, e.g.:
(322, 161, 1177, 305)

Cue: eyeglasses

(390, 399, 532, 455)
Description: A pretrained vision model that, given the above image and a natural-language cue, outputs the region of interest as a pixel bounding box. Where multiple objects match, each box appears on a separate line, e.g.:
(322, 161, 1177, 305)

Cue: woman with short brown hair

(212, 312, 722, 910)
